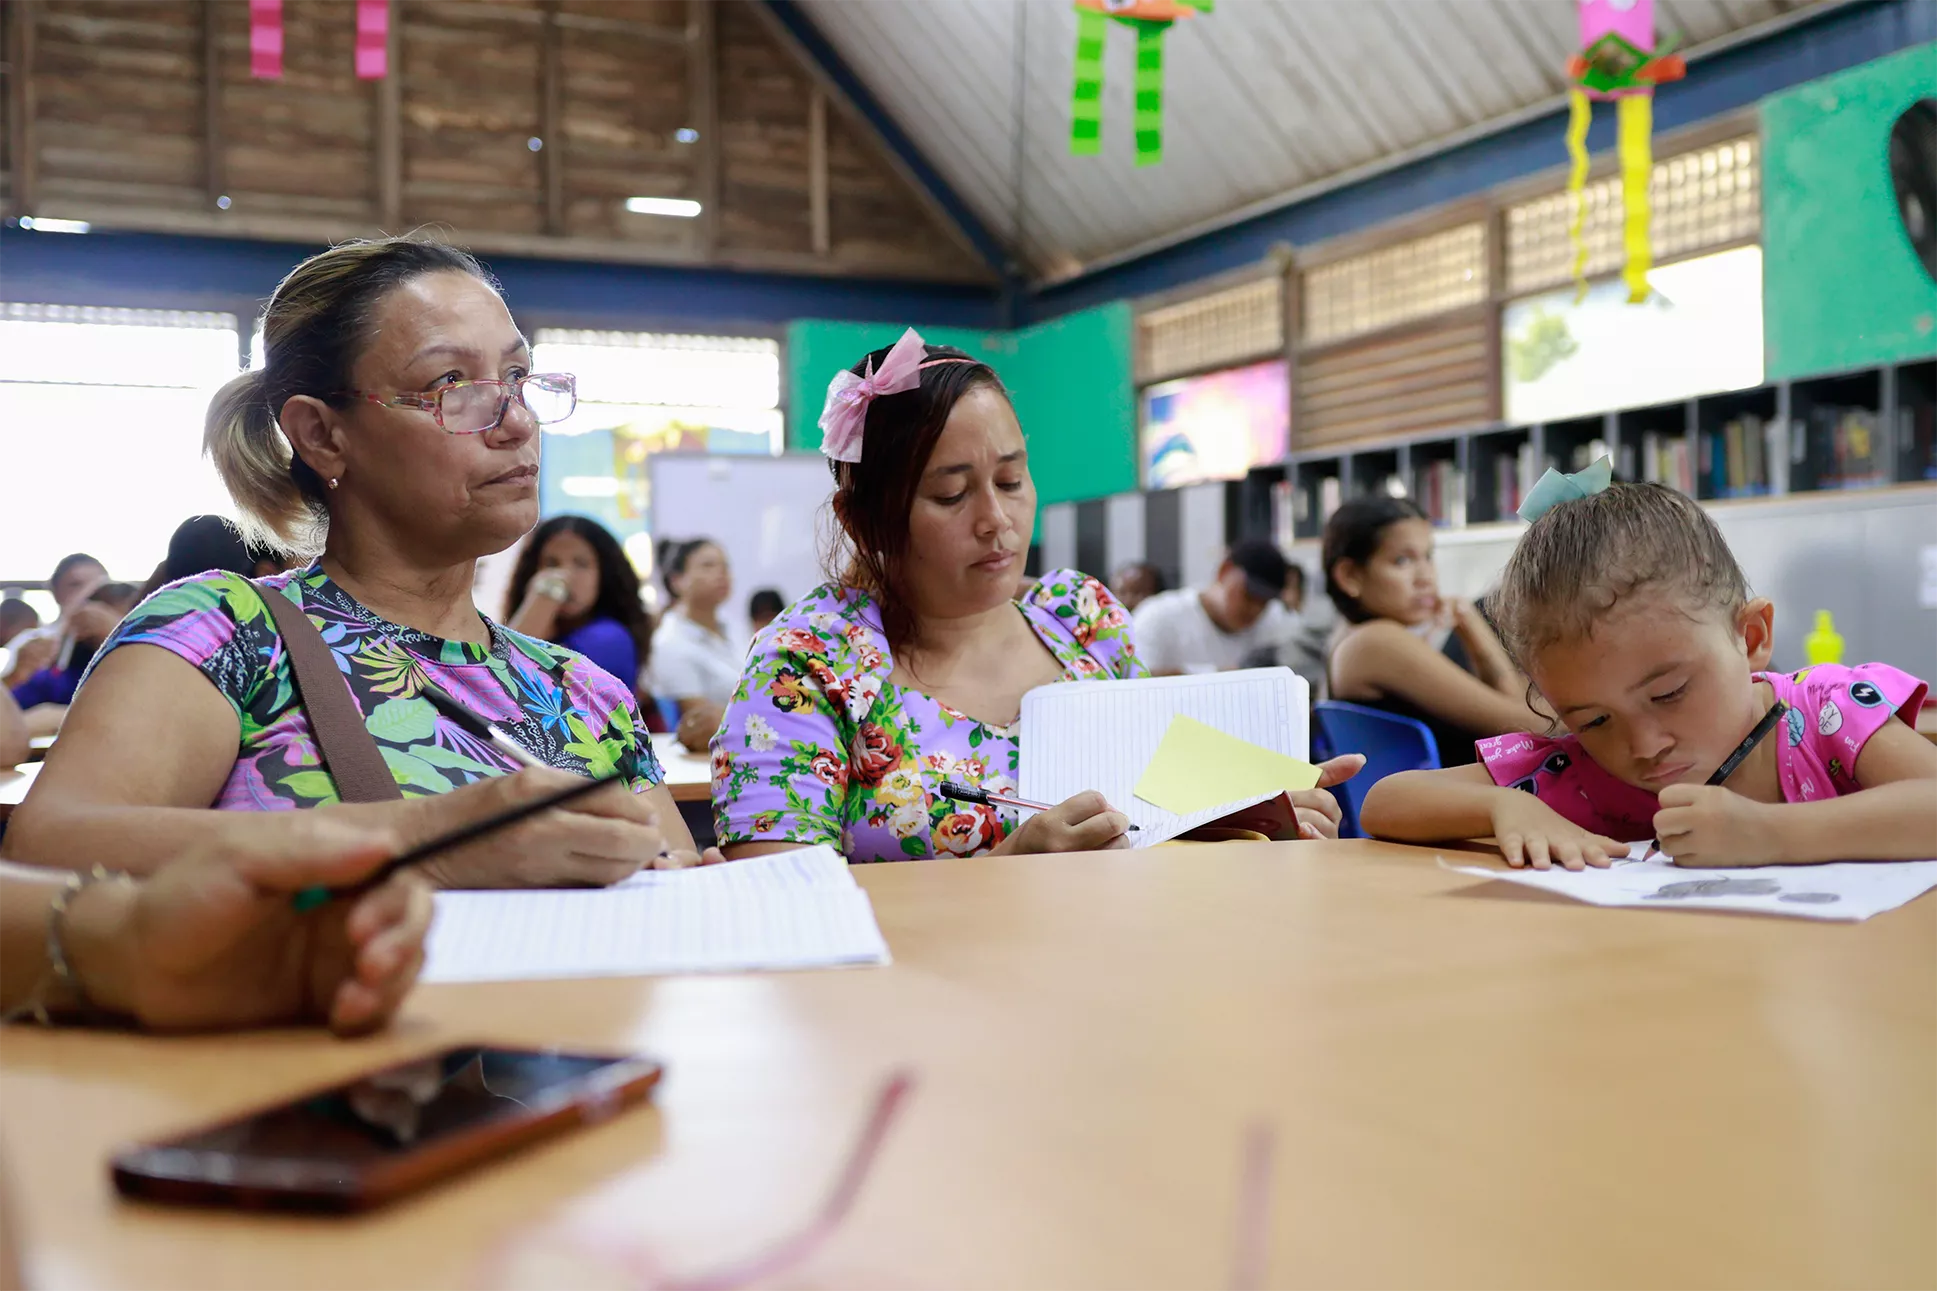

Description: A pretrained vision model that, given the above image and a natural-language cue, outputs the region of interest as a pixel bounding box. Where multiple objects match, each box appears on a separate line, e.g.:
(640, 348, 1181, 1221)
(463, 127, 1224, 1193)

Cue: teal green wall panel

(784, 304, 1136, 507)
(1763, 43, 1937, 379)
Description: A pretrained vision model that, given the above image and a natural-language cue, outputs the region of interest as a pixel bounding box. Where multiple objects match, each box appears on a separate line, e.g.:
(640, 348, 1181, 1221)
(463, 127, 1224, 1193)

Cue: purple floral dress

(85, 563, 663, 808)
(711, 569, 1142, 862)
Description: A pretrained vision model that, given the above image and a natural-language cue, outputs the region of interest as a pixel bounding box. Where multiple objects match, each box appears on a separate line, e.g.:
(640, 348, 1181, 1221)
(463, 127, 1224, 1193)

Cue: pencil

(290, 772, 623, 911)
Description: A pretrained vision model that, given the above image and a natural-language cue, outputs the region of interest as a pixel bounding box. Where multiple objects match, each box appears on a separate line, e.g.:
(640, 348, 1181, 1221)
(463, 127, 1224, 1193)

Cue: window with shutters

(1136, 275, 1284, 385)
(1505, 136, 1759, 297)
(1300, 223, 1488, 348)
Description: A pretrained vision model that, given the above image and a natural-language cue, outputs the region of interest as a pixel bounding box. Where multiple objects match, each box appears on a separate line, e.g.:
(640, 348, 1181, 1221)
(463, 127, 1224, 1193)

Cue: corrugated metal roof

(797, 0, 1816, 283)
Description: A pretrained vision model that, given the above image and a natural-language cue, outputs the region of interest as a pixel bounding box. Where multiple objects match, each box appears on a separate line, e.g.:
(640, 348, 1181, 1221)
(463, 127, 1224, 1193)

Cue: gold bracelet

(3, 865, 130, 1027)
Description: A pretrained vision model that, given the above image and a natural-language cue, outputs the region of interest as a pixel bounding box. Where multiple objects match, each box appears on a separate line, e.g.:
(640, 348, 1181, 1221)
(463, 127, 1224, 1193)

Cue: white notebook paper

(1019, 669, 1309, 847)
(422, 846, 891, 984)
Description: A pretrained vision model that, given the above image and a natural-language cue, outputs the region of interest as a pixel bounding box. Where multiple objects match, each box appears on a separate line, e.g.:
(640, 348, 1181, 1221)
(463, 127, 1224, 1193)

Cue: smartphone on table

(111, 1045, 662, 1213)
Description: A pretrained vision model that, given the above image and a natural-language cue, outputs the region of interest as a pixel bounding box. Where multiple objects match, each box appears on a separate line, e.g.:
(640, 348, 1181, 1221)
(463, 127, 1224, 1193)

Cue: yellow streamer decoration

(1617, 93, 1654, 303)
(1565, 88, 1592, 303)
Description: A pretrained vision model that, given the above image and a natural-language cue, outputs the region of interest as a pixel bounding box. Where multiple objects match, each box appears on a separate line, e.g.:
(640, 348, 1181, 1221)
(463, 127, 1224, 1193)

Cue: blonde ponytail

(204, 370, 328, 557)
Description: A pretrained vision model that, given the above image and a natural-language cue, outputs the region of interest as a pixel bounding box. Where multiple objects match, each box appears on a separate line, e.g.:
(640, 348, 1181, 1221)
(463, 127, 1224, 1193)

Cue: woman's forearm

(1361, 768, 1505, 842)
(2, 797, 442, 877)
(1455, 618, 1523, 695)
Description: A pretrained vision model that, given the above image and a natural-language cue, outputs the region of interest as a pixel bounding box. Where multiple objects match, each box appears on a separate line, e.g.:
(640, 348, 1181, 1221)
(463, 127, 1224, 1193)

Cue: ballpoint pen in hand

(1647, 698, 1789, 859)
(938, 780, 1140, 832)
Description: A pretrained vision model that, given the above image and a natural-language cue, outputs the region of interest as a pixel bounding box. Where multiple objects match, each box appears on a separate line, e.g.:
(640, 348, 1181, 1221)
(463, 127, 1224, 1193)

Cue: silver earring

(328, 477, 340, 490)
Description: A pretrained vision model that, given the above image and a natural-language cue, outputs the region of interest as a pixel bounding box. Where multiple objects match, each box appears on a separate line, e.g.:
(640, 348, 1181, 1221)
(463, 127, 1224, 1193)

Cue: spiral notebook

(1018, 669, 1312, 848)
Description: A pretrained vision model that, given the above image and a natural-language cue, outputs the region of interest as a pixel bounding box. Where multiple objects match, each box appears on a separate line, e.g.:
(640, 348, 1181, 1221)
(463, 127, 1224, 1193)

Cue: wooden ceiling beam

(807, 85, 829, 257)
(416, 2, 684, 44)
(541, 0, 563, 236)
(5, 0, 36, 216)
(201, 0, 222, 207)
(374, 0, 402, 228)
(687, 0, 720, 257)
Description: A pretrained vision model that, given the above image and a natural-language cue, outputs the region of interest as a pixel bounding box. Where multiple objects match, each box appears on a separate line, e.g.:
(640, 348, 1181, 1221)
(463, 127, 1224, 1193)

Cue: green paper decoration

(1068, 0, 1211, 168)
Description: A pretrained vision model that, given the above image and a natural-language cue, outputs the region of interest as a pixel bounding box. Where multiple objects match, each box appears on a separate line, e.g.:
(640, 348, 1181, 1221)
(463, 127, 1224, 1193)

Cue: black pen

(291, 772, 623, 911)
(938, 780, 1140, 832)
(420, 680, 546, 769)
(1648, 699, 1789, 858)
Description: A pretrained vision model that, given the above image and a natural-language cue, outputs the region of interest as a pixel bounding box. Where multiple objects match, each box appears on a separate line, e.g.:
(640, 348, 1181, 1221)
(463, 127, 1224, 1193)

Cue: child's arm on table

(1654, 720, 1937, 866)
(1361, 762, 1626, 870)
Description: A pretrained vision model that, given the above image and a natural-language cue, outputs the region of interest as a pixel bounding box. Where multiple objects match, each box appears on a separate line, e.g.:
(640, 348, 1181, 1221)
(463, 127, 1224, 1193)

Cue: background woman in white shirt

(652, 538, 744, 751)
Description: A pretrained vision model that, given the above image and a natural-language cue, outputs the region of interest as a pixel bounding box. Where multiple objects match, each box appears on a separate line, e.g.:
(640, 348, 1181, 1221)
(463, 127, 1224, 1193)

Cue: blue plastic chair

(1310, 701, 1441, 839)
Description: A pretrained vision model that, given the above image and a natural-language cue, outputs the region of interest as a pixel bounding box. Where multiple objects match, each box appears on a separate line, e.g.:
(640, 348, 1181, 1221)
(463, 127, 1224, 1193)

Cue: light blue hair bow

(1517, 455, 1613, 523)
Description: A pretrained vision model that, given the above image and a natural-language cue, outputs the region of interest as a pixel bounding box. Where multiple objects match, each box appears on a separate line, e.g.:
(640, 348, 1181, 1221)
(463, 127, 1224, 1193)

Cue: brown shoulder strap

(255, 580, 403, 803)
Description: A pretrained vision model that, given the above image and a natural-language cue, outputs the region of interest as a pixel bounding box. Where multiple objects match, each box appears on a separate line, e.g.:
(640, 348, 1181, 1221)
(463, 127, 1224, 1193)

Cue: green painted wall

(784, 301, 1136, 507)
(1763, 43, 1937, 379)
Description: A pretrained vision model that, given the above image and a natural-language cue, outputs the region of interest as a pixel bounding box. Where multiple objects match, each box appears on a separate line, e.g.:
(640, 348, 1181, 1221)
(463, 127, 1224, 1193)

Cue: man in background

(1133, 539, 1302, 676)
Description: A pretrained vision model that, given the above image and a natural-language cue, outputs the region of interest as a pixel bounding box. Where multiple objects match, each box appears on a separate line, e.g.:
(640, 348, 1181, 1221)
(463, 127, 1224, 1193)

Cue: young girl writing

(1361, 472, 1936, 869)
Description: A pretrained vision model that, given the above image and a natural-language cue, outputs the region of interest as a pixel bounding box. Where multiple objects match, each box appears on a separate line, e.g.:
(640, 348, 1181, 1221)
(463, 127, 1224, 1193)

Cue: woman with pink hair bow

(708, 330, 1354, 863)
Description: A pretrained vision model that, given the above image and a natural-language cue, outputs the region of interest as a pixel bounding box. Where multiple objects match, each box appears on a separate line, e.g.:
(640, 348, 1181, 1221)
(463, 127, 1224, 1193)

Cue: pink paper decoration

(248, 0, 283, 80)
(355, 0, 389, 80)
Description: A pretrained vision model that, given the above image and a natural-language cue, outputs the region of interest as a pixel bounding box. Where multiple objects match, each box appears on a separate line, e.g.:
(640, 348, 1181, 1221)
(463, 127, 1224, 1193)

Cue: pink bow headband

(818, 327, 975, 464)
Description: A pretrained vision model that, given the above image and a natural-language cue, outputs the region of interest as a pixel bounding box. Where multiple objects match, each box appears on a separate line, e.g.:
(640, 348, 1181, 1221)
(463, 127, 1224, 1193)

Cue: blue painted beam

(0, 227, 1007, 330)
(756, 0, 1016, 279)
(1025, 0, 1936, 322)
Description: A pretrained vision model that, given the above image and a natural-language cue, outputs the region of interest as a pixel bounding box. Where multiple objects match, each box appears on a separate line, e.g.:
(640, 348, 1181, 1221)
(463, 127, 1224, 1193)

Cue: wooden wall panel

(715, 0, 809, 256)
(34, 2, 201, 200)
(220, 0, 373, 215)
(1295, 312, 1493, 449)
(3, 0, 995, 285)
(824, 107, 979, 280)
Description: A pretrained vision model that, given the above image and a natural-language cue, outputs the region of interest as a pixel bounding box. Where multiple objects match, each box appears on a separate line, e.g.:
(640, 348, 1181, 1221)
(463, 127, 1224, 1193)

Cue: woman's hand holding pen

(990, 791, 1135, 855)
(1651, 785, 1780, 868)
(401, 768, 673, 889)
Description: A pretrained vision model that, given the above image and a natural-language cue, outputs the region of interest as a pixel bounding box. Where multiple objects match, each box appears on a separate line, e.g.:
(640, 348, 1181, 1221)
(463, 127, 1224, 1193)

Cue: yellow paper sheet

(1133, 715, 1320, 816)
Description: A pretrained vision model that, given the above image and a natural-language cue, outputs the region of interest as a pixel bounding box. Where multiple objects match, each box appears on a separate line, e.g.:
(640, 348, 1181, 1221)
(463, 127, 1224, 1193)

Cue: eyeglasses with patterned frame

(338, 372, 577, 435)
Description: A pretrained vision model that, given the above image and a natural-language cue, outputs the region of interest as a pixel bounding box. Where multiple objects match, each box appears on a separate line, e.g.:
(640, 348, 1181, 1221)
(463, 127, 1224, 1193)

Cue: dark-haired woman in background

(651, 537, 741, 752)
(1323, 497, 1544, 766)
(505, 514, 654, 698)
(711, 329, 1359, 863)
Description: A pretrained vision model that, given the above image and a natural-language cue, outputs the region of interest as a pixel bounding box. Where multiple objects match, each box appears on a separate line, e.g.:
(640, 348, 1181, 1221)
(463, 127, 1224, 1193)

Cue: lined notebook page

(1019, 669, 1308, 847)
(422, 847, 891, 984)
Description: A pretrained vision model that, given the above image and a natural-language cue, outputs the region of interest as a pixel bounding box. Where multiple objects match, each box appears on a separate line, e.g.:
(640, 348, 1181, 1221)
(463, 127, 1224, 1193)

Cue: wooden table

(0, 761, 37, 822)
(3, 840, 1931, 1289)
(650, 732, 712, 804)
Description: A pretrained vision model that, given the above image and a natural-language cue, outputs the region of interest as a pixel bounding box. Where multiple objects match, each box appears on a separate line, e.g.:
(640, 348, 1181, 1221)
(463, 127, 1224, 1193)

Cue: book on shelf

(1801, 405, 1892, 490)
(1899, 401, 1937, 481)
(1703, 414, 1776, 498)
(1414, 459, 1466, 527)
(1640, 431, 1695, 494)
(1318, 476, 1343, 525)
(1271, 479, 1296, 547)
(1568, 438, 1611, 472)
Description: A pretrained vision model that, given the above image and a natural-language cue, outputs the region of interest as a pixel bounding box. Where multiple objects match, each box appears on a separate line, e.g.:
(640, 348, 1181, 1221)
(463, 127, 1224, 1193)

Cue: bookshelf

(1269, 355, 1934, 543)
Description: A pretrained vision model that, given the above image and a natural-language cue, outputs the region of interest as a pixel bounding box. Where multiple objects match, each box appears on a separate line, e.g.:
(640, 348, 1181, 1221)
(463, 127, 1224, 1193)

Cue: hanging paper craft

(248, 0, 283, 80)
(355, 0, 390, 79)
(1565, 0, 1684, 303)
(1070, 0, 1211, 168)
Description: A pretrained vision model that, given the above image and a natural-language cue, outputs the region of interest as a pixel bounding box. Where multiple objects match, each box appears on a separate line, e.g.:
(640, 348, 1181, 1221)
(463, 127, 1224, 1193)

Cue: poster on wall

(1503, 245, 1764, 425)
(1140, 359, 1290, 490)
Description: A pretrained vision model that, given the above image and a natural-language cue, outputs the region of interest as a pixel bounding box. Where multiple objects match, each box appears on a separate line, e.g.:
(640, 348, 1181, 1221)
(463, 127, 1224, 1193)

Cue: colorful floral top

(711, 569, 1142, 862)
(85, 563, 663, 810)
(1476, 662, 1928, 840)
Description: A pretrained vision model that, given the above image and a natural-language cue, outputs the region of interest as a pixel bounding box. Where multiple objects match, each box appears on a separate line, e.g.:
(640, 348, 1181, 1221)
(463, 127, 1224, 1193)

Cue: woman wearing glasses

(4, 236, 716, 885)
